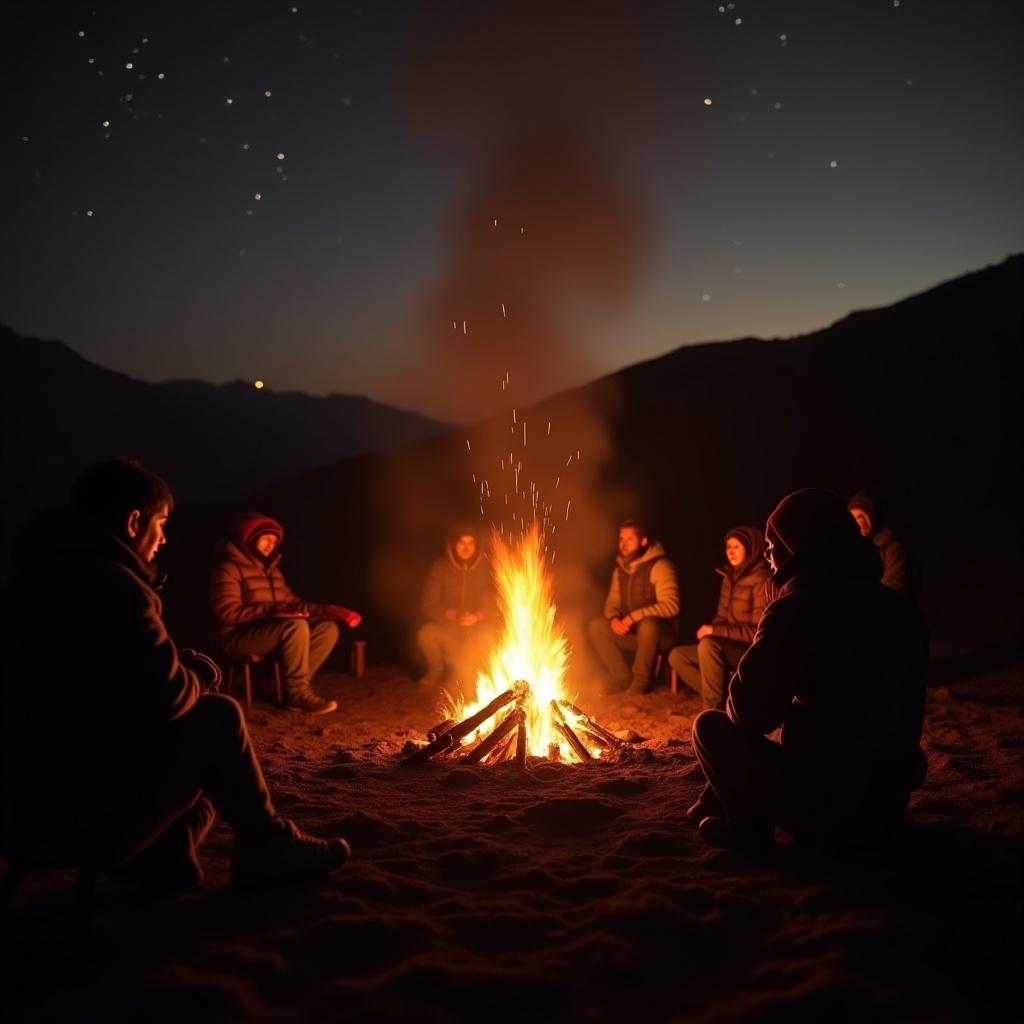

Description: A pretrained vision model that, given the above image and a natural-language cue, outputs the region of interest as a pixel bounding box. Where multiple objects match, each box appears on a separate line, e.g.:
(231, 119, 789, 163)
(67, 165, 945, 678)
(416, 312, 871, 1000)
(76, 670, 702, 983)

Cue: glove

(324, 604, 362, 629)
(181, 648, 223, 692)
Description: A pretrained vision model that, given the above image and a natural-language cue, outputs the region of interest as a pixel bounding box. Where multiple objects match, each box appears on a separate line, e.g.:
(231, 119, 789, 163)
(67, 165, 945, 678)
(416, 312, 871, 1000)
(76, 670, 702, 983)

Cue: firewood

(486, 730, 517, 764)
(552, 720, 593, 763)
(447, 688, 517, 745)
(426, 718, 456, 742)
(461, 709, 523, 764)
(557, 699, 624, 748)
(515, 724, 528, 767)
(402, 730, 454, 766)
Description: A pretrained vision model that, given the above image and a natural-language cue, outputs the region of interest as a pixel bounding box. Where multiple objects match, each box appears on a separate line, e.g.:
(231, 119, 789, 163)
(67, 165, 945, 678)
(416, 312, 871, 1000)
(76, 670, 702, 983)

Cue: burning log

(515, 723, 528, 768)
(551, 700, 593, 762)
(426, 718, 456, 742)
(404, 688, 518, 766)
(402, 730, 455, 766)
(462, 709, 524, 765)
(558, 699, 624, 749)
(486, 729, 517, 765)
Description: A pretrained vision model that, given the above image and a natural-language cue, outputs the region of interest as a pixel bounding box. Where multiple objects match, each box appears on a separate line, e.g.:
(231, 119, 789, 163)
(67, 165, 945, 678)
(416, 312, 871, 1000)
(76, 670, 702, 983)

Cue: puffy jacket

(603, 541, 680, 624)
(848, 491, 909, 592)
(210, 513, 326, 639)
(710, 525, 770, 644)
(421, 532, 495, 624)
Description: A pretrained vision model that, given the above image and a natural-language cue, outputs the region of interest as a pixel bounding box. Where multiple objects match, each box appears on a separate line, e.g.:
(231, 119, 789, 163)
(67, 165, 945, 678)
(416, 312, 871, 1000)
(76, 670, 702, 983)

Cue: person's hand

(696, 624, 714, 640)
(458, 612, 480, 627)
(325, 604, 362, 628)
(180, 648, 222, 692)
(610, 616, 631, 636)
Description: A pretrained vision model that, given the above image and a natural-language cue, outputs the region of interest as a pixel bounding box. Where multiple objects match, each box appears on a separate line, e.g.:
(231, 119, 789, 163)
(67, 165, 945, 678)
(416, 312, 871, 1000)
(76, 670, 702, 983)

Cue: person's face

(850, 508, 872, 537)
(254, 532, 279, 557)
(454, 534, 477, 562)
(618, 527, 646, 561)
(126, 503, 169, 563)
(725, 537, 747, 567)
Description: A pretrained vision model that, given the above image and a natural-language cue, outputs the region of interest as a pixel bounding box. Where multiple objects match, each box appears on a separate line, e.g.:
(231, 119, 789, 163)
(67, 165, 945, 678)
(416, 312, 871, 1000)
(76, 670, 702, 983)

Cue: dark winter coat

(730, 491, 928, 833)
(210, 513, 327, 639)
(710, 526, 770, 644)
(848, 491, 909, 592)
(421, 536, 495, 624)
(2, 506, 202, 860)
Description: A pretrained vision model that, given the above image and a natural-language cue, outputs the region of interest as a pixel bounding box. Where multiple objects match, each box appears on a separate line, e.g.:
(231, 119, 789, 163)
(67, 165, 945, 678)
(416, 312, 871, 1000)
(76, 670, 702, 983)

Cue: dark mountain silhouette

(157, 254, 1022, 671)
(2, 325, 448, 540)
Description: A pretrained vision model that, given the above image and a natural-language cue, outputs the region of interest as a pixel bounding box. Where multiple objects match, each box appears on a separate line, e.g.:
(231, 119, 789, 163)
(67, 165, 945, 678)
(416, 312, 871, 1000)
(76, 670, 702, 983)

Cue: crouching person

(689, 489, 928, 851)
(2, 459, 350, 890)
(211, 512, 362, 715)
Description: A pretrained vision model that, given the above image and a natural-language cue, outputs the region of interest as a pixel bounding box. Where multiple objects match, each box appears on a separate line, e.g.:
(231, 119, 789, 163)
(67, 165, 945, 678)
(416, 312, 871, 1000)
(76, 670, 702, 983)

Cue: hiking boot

(697, 815, 774, 851)
(286, 689, 338, 715)
(231, 818, 351, 888)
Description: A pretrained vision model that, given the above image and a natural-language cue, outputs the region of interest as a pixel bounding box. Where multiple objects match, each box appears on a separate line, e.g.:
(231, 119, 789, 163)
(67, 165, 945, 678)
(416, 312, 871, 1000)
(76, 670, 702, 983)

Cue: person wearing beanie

(588, 519, 680, 695)
(211, 511, 362, 715)
(689, 488, 928, 851)
(4, 460, 350, 893)
(848, 489, 909, 592)
(416, 523, 497, 698)
(668, 525, 770, 710)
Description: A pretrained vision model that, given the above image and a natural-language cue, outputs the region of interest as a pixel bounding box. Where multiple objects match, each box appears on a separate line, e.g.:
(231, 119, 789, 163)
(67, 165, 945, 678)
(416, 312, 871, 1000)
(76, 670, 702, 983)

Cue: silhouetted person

(668, 525, 770, 709)
(690, 489, 928, 851)
(2, 459, 350, 889)
(211, 512, 362, 715)
(589, 520, 679, 694)
(416, 524, 496, 697)
(848, 490, 909, 592)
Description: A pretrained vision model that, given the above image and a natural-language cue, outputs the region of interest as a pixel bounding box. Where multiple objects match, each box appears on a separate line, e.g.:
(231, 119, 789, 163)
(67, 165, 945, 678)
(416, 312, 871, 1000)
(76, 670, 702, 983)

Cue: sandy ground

(8, 663, 1023, 1023)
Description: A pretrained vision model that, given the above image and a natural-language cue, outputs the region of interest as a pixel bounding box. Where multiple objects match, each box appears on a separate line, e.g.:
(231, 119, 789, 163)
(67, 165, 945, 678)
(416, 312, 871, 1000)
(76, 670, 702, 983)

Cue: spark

(565, 501, 572, 522)
(501, 303, 506, 318)
(523, 422, 527, 447)
(555, 477, 560, 488)
(566, 454, 574, 467)
(547, 422, 551, 435)
(493, 218, 497, 226)
(462, 320, 467, 334)
(466, 439, 472, 452)
(512, 408, 516, 423)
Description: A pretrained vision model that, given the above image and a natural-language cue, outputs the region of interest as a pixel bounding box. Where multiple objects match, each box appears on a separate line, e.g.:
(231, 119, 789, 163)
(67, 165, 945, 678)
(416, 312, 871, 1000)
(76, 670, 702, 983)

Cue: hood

(445, 522, 484, 570)
(10, 503, 160, 585)
(722, 524, 767, 579)
(848, 489, 885, 536)
(229, 512, 285, 553)
(766, 488, 881, 587)
(617, 539, 668, 574)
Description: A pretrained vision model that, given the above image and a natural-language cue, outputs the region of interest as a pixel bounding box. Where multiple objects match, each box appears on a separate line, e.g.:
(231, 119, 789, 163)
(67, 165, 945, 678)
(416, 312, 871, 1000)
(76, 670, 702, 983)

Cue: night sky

(4, 0, 1022, 422)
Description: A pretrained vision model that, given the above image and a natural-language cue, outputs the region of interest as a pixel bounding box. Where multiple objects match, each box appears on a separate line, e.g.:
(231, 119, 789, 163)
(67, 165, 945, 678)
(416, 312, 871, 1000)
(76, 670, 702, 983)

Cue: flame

(445, 521, 600, 761)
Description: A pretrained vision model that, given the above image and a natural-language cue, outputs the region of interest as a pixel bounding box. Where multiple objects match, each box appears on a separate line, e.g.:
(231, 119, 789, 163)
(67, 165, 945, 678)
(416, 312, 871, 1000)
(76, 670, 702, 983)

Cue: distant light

(125, 62, 133, 70)
(86, 209, 94, 217)
(225, 97, 234, 105)
(21, 135, 29, 142)
(157, 72, 165, 80)
(702, 293, 711, 302)
(254, 192, 262, 200)
(253, 380, 265, 390)
(893, 1, 901, 6)
(703, 97, 713, 106)
(779, 34, 788, 45)
(223, 56, 230, 64)
(264, 89, 272, 97)
(102, 119, 110, 127)
(242, 142, 250, 150)
(773, 101, 782, 110)
(838, 282, 846, 289)
(78, 30, 85, 38)
(276, 151, 285, 160)
(829, 159, 838, 168)
(735, 17, 743, 25)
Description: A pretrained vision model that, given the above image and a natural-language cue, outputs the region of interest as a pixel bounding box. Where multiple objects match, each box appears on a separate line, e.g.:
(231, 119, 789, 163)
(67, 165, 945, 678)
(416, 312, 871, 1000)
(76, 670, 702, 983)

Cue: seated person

(211, 512, 362, 715)
(848, 489, 910, 592)
(416, 523, 496, 696)
(588, 520, 679, 695)
(689, 488, 928, 851)
(2, 459, 350, 891)
(668, 525, 769, 710)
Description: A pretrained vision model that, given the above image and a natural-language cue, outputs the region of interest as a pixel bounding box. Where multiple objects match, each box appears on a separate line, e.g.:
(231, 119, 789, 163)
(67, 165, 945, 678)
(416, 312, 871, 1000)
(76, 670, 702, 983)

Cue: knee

(697, 635, 721, 660)
(193, 692, 247, 734)
(635, 617, 659, 639)
(315, 620, 340, 644)
(280, 618, 310, 641)
(691, 708, 731, 748)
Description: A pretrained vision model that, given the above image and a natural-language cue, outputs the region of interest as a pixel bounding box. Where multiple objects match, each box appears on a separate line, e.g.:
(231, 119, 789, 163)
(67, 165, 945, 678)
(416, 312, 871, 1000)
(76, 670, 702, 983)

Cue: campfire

(405, 523, 623, 766)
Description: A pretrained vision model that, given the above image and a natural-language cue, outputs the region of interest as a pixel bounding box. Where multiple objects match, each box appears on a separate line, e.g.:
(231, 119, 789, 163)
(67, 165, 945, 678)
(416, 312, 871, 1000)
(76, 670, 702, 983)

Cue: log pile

(403, 682, 624, 767)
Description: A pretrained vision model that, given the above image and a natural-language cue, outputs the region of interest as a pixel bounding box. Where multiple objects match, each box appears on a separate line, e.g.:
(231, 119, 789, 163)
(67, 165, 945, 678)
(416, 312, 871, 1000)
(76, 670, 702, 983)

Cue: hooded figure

(588, 520, 680, 695)
(689, 489, 928, 851)
(416, 523, 497, 694)
(668, 525, 770, 709)
(848, 490, 910, 592)
(211, 512, 361, 715)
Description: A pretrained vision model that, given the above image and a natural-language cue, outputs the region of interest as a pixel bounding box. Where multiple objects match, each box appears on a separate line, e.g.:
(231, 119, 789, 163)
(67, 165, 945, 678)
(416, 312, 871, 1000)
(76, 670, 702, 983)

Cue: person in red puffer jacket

(211, 512, 362, 715)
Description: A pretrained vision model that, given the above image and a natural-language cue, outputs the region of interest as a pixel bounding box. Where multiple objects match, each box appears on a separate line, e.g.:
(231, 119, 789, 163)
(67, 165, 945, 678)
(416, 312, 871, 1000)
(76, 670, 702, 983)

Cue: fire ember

(405, 523, 624, 766)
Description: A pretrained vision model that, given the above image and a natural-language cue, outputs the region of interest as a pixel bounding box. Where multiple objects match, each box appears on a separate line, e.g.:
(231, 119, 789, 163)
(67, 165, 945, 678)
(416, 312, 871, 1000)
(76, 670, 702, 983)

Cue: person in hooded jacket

(589, 519, 680, 694)
(668, 525, 770, 709)
(211, 512, 362, 715)
(2, 459, 350, 891)
(416, 524, 496, 696)
(688, 488, 928, 851)
(848, 489, 911, 593)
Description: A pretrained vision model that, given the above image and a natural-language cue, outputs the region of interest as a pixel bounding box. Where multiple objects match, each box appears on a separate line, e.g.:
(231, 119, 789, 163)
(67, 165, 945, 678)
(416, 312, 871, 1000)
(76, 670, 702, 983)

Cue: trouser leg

(587, 617, 632, 691)
(696, 637, 748, 710)
(307, 620, 340, 679)
(223, 618, 315, 692)
(668, 644, 702, 696)
(629, 617, 675, 693)
(109, 694, 277, 862)
(691, 710, 782, 832)
(417, 622, 449, 684)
